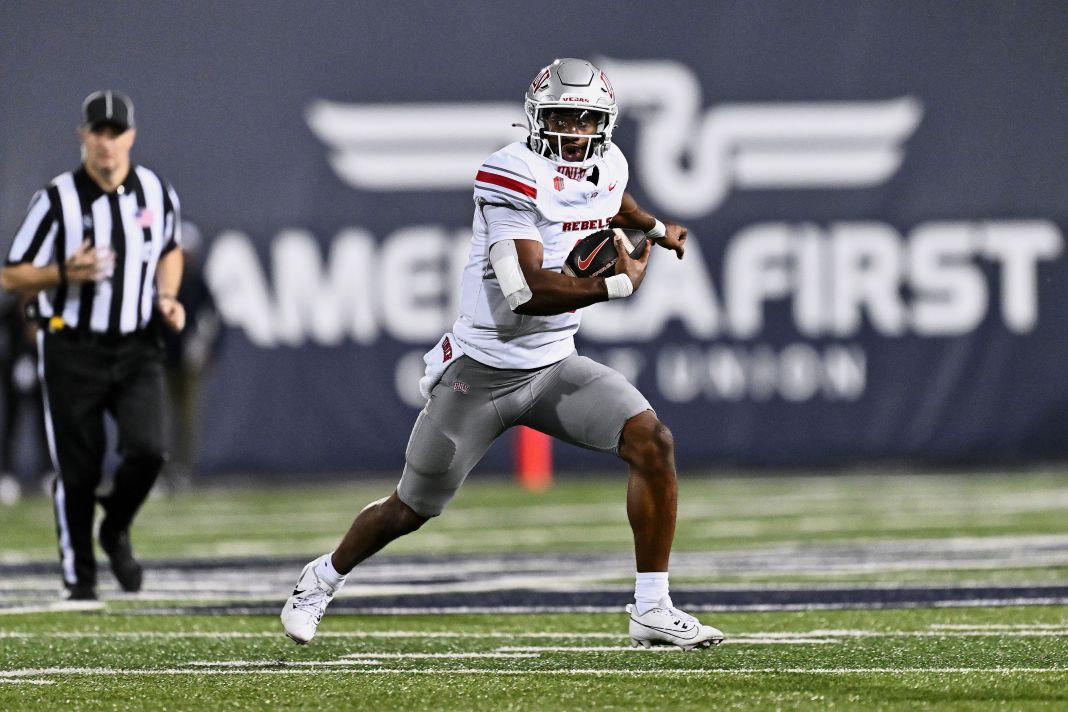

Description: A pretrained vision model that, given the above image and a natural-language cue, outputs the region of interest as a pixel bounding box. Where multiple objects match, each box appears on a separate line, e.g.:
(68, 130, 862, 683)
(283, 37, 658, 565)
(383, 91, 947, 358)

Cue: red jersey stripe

(476, 170, 537, 199)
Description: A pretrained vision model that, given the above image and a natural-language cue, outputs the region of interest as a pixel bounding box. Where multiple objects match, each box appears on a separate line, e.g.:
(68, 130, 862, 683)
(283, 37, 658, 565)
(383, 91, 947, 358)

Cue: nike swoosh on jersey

(577, 235, 612, 271)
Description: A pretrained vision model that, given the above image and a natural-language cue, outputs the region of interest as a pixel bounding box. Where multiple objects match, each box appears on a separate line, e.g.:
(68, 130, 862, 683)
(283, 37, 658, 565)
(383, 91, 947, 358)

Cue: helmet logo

(530, 67, 551, 95)
(599, 71, 615, 100)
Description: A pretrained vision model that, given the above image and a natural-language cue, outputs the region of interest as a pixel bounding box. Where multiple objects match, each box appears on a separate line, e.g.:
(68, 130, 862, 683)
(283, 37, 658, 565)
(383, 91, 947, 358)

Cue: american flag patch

(136, 207, 154, 228)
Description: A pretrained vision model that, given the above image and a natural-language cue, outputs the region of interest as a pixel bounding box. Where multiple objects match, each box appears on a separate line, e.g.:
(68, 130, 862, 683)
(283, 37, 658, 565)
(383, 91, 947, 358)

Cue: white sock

(634, 572, 671, 615)
(314, 552, 347, 590)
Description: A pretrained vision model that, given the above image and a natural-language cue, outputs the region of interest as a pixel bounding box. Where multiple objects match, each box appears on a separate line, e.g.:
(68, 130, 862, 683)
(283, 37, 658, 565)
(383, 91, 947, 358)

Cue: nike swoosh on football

(576, 235, 612, 271)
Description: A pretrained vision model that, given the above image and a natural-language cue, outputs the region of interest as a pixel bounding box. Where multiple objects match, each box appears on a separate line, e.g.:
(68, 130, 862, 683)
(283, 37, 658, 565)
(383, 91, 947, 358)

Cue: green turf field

(1, 608, 1067, 710)
(2, 471, 1067, 709)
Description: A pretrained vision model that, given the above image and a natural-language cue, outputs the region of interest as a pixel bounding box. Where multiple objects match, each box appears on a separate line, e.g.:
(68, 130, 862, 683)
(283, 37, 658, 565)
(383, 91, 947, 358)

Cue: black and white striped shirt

(5, 165, 181, 335)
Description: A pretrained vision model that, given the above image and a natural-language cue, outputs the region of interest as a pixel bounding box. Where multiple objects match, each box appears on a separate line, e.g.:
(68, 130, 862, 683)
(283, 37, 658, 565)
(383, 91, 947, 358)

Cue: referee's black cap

(81, 90, 135, 131)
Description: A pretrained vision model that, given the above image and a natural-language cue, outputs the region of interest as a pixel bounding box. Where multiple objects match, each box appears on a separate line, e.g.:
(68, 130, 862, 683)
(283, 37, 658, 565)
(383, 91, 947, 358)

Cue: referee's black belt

(46, 325, 150, 347)
(26, 304, 151, 347)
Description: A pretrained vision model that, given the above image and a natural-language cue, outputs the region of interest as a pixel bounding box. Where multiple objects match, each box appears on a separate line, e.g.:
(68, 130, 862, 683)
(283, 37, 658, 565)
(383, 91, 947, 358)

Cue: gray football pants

(397, 353, 651, 517)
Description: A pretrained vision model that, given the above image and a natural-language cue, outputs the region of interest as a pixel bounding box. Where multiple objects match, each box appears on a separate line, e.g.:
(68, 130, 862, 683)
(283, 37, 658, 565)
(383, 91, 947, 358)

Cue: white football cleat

(280, 555, 343, 644)
(627, 598, 725, 651)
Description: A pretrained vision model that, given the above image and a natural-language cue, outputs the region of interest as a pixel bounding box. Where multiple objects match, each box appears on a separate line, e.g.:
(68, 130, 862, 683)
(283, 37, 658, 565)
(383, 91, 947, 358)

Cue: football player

(282, 58, 723, 650)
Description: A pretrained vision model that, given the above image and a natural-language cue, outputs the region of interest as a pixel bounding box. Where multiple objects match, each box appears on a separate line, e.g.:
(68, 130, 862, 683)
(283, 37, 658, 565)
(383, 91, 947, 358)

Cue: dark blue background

(3, 2, 1067, 475)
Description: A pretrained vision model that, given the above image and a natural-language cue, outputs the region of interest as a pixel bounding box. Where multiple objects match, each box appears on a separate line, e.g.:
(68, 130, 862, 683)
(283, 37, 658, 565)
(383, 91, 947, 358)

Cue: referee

(0, 90, 185, 600)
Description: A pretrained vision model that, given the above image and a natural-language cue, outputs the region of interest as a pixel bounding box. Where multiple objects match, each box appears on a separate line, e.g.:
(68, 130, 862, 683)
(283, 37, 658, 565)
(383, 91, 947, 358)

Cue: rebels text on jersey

(451, 141, 628, 369)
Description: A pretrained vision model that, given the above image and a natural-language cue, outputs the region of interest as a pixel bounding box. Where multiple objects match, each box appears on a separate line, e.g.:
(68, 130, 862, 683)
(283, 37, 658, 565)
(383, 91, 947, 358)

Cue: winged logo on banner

(307, 59, 923, 218)
(305, 101, 525, 190)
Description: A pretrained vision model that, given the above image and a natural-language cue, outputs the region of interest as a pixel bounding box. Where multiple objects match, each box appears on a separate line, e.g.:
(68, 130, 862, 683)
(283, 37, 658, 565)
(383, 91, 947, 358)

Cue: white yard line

(713, 628, 1068, 638)
(284, 599, 1068, 613)
(185, 660, 383, 666)
(0, 601, 104, 615)
(930, 623, 1068, 631)
(0, 631, 621, 639)
(0, 667, 1065, 679)
(1, 626, 1064, 640)
(339, 653, 540, 659)
(497, 640, 840, 651)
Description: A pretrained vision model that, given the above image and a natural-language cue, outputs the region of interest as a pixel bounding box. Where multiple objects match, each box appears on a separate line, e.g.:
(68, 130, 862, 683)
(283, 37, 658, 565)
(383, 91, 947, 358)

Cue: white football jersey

(451, 141, 628, 369)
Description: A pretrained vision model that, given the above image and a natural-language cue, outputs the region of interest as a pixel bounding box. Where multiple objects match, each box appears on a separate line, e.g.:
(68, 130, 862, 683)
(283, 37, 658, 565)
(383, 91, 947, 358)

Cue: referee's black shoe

(99, 525, 143, 592)
(65, 583, 98, 601)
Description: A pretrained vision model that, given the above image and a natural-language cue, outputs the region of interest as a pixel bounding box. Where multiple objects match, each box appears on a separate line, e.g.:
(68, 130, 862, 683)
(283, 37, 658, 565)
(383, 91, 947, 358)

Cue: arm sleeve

(5, 189, 58, 266)
(488, 239, 533, 311)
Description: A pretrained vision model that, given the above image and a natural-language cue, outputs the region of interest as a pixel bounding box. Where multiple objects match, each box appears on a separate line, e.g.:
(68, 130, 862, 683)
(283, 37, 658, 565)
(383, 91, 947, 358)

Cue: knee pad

(404, 412, 456, 476)
(398, 413, 462, 518)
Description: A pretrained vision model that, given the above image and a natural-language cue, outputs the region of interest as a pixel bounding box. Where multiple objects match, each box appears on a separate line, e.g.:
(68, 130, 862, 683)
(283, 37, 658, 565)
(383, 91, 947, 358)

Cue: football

(562, 228, 648, 278)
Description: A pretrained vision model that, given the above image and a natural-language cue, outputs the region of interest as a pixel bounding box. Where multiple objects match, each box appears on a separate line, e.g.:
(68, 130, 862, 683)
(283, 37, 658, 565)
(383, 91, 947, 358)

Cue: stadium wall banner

(2, 3, 1067, 474)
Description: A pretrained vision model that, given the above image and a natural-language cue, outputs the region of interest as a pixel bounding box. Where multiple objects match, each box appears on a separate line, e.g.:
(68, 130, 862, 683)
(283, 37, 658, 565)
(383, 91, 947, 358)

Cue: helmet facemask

(533, 107, 611, 165)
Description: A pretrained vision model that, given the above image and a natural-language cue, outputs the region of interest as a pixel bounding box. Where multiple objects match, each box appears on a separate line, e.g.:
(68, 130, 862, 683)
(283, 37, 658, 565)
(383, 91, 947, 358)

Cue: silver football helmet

(524, 58, 618, 167)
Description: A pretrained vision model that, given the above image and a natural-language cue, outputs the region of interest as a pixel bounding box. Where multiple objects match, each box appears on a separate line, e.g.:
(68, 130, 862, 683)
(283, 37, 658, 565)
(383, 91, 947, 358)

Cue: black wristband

(57, 257, 68, 287)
